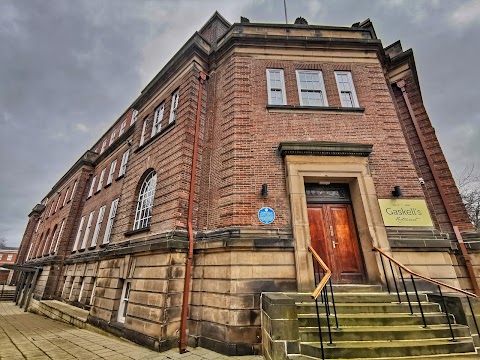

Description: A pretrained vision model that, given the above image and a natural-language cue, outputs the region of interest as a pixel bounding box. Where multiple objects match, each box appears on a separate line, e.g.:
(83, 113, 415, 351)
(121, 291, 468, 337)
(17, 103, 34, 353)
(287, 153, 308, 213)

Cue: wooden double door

(307, 203, 365, 283)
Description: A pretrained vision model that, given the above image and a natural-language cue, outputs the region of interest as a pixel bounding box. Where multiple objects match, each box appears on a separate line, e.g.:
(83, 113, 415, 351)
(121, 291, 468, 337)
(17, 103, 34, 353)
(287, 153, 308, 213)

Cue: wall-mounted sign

(378, 199, 433, 227)
(258, 207, 275, 224)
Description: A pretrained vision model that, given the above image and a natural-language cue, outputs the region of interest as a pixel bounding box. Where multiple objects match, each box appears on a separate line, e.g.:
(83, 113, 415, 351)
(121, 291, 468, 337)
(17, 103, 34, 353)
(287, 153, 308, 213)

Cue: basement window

(118, 280, 132, 323)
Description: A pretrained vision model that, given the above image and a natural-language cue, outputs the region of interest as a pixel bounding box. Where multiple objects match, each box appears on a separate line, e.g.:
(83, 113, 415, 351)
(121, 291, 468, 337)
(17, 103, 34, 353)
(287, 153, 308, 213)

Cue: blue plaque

(258, 207, 275, 224)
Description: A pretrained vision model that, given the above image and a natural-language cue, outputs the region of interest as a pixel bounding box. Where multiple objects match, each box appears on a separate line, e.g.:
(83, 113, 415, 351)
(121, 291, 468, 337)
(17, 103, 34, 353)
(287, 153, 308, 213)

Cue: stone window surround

(284, 154, 391, 292)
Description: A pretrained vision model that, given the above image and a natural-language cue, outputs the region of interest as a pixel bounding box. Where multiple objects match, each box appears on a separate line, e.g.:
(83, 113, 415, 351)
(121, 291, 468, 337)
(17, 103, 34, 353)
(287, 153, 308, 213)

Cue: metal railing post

(438, 285, 456, 341)
(411, 275, 427, 328)
(399, 267, 413, 315)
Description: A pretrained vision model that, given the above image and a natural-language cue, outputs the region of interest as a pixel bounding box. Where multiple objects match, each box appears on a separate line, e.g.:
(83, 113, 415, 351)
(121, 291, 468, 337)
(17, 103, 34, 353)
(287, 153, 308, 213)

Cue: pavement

(0, 302, 264, 360)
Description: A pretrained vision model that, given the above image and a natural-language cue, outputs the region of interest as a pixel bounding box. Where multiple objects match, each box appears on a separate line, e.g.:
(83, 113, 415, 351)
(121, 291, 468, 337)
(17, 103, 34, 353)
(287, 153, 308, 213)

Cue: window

(140, 118, 147, 146)
(54, 193, 61, 213)
(62, 187, 70, 207)
(130, 109, 138, 125)
(96, 168, 106, 192)
(94, 148, 98, 154)
(73, 216, 85, 251)
(78, 277, 85, 302)
(88, 175, 96, 198)
(69, 277, 76, 300)
(35, 220, 41, 233)
(61, 276, 68, 298)
(70, 180, 77, 201)
(266, 69, 287, 105)
(53, 219, 65, 253)
(335, 71, 359, 107)
(296, 70, 328, 106)
(48, 201, 55, 217)
(90, 278, 97, 305)
(0, 253, 3, 260)
(109, 129, 117, 146)
(118, 150, 130, 177)
(48, 225, 58, 254)
(91, 205, 106, 247)
(134, 171, 157, 230)
(100, 139, 107, 154)
(107, 160, 117, 185)
(6, 254, 13, 261)
(152, 103, 164, 137)
(169, 90, 179, 124)
(118, 280, 132, 323)
(102, 199, 119, 244)
(119, 120, 127, 136)
(41, 229, 51, 255)
(26, 244, 33, 260)
(80, 211, 95, 249)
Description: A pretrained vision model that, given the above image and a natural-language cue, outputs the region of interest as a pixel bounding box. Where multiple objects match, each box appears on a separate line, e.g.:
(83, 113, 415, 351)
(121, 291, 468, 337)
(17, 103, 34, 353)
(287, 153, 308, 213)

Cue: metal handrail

(373, 246, 479, 341)
(373, 246, 477, 298)
(309, 246, 332, 299)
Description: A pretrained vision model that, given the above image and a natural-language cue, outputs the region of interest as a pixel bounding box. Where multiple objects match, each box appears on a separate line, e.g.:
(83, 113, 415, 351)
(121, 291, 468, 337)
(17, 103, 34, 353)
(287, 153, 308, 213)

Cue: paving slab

(0, 302, 264, 359)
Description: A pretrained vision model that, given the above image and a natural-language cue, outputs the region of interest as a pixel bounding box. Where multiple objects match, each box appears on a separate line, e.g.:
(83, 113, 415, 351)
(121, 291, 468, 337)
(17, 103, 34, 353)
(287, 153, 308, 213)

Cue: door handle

(330, 225, 338, 249)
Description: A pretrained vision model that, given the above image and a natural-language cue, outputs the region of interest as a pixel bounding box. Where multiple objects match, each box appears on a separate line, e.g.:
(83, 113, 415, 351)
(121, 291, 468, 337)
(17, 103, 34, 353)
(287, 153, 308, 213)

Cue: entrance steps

(0, 289, 15, 301)
(262, 284, 479, 359)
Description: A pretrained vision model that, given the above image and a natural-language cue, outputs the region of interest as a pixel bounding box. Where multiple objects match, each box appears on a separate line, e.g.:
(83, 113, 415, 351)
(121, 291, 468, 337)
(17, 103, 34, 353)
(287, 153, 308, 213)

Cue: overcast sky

(1, 0, 479, 247)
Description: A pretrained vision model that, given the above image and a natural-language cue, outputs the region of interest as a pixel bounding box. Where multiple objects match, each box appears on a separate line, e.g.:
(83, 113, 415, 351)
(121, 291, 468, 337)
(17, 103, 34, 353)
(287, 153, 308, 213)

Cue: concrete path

(0, 302, 263, 360)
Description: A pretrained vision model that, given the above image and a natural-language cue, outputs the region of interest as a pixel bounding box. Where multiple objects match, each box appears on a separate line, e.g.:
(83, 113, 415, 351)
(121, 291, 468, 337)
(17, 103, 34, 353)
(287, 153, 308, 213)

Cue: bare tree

(0, 237, 6, 249)
(456, 165, 480, 232)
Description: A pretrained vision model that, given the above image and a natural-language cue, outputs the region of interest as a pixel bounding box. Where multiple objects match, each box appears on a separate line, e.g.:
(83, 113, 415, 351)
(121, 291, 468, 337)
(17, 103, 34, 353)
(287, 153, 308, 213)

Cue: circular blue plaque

(258, 207, 275, 224)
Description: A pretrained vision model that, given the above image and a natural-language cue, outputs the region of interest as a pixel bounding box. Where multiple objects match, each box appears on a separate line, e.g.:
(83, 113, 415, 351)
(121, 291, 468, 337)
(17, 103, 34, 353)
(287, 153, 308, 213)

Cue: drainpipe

(395, 80, 480, 295)
(179, 71, 208, 352)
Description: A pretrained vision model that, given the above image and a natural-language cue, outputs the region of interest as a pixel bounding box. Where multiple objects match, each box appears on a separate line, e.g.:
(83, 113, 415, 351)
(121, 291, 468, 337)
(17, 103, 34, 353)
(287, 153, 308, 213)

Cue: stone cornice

(278, 141, 373, 157)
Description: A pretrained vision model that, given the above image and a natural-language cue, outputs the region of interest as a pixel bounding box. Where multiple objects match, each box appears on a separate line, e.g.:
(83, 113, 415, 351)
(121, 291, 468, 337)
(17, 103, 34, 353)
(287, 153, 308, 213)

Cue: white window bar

(133, 172, 157, 230)
(119, 120, 127, 136)
(62, 187, 70, 207)
(266, 69, 287, 105)
(102, 198, 119, 245)
(80, 210, 95, 249)
(130, 109, 138, 125)
(152, 103, 164, 137)
(54, 194, 61, 213)
(70, 180, 77, 201)
(68, 277, 76, 300)
(72, 216, 85, 251)
(90, 278, 97, 305)
(335, 71, 359, 107)
(53, 219, 65, 253)
(169, 90, 179, 124)
(26, 244, 33, 261)
(78, 277, 85, 302)
(107, 159, 117, 185)
(109, 129, 117, 146)
(91, 205, 106, 247)
(296, 70, 328, 106)
(140, 118, 147, 146)
(96, 168, 106, 192)
(47, 225, 58, 254)
(100, 139, 107, 154)
(48, 201, 55, 217)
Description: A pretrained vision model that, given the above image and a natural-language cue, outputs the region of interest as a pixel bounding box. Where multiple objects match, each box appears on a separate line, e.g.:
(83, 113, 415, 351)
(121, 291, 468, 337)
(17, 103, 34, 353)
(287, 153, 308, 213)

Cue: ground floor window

(78, 277, 85, 302)
(118, 280, 131, 323)
(90, 278, 97, 306)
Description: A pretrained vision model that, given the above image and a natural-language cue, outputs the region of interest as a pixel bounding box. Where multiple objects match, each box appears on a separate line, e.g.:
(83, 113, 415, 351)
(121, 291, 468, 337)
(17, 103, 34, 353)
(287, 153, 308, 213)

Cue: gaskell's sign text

(378, 199, 433, 227)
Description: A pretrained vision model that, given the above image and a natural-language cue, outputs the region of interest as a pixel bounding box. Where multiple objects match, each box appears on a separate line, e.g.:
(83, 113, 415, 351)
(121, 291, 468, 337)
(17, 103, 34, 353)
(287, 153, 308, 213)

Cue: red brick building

(14, 12, 479, 356)
(0, 248, 18, 284)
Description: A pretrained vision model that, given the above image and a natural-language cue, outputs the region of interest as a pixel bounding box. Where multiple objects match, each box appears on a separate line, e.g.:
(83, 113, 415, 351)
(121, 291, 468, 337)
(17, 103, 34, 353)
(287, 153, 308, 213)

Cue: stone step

(288, 352, 480, 360)
(287, 293, 429, 303)
(298, 312, 455, 327)
(300, 338, 475, 359)
(330, 284, 383, 293)
(296, 302, 441, 315)
(298, 324, 471, 342)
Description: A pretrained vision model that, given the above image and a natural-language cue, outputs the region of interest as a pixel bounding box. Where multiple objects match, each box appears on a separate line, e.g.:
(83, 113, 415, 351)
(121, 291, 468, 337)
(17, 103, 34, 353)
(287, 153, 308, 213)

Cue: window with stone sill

(266, 69, 287, 105)
(296, 70, 328, 106)
(335, 71, 359, 108)
(133, 171, 157, 230)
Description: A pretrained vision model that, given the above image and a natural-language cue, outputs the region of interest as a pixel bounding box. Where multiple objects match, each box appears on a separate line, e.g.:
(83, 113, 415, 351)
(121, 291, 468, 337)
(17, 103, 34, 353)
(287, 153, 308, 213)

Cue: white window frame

(73, 216, 85, 251)
(41, 229, 51, 255)
(54, 194, 61, 213)
(133, 172, 157, 230)
(53, 219, 65, 253)
(94, 147, 98, 154)
(96, 168, 106, 192)
(62, 187, 70, 207)
(119, 120, 127, 136)
(48, 225, 58, 254)
(48, 201, 55, 217)
(102, 198, 119, 245)
(334, 71, 359, 108)
(91, 205, 106, 247)
(118, 150, 130, 177)
(70, 180, 77, 201)
(152, 103, 164, 137)
(6, 254, 13, 261)
(118, 280, 132, 323)
(68, 277, 76, 300)
(130, 109, 138, 125)
(140, 118, 147, 146)
(266, 69, 287, 105)
(169, 90, 179, 124)
(26, 244, 33, 260)
(100, 139, 107, 154)
(107, 160, 117, 185)
(109, 128, 117, 146)
(90, 278, 97, 305)
(296, 70, 328, 107)
(88, 175, 96, 198)
(80, 210, 95, 249)
(35, 219, 41, 233)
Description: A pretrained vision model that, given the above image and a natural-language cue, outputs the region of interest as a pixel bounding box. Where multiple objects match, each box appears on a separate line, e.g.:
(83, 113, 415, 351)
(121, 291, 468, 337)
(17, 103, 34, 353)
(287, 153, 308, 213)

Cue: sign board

(378, 199, 433, 227)
(258, 207, 275, 224)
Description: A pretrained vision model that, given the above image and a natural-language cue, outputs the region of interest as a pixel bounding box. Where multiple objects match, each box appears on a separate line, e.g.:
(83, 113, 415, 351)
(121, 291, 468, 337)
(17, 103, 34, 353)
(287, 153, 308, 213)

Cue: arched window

(133, 171, 157, 230)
